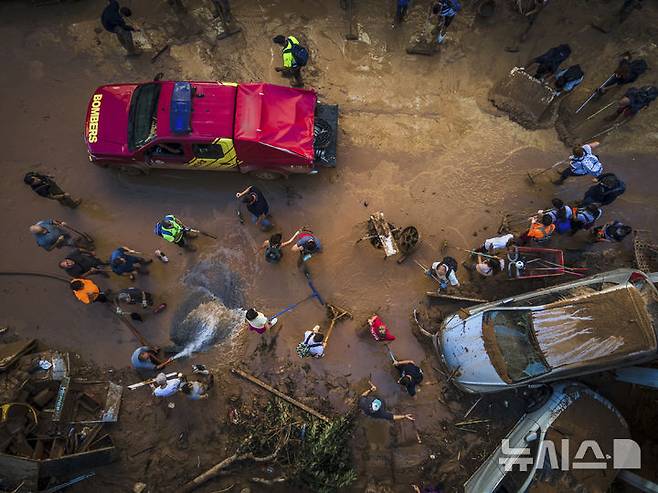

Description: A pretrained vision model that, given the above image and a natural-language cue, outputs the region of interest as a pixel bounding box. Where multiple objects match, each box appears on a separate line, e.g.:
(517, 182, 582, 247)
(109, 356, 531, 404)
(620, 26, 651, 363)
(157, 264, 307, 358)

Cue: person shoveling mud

(30, 219, 90, 251)
(426, 256, 460, 292)
(388, 348, 424, 397)
(554, 141, 603, 185)
(359, 381, 414, 421)
(154, 214, 200, 251)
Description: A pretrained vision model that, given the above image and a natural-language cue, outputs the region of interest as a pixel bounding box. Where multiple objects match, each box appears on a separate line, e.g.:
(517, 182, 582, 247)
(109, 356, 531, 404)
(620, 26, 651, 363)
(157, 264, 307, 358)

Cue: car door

(144, 141, 190, 168)
(186, 139, 240, 170)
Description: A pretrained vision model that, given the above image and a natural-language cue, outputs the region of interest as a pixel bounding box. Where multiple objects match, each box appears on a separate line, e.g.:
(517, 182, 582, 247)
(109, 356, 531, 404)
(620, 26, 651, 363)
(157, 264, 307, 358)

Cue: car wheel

(250, 170, 284, 180)
(119, 166, 146, 176)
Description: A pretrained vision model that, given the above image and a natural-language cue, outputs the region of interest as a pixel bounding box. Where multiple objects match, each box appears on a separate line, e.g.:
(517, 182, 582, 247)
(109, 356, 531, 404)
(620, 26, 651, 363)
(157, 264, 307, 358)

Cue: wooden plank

(231, 368, 330, 423)
(426, 292, 488, 303)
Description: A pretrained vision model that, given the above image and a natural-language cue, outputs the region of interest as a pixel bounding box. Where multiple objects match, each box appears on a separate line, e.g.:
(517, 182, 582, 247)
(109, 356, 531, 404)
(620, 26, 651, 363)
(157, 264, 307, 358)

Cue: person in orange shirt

(70, 278, 108, 304)
(519, 214, 555, 245)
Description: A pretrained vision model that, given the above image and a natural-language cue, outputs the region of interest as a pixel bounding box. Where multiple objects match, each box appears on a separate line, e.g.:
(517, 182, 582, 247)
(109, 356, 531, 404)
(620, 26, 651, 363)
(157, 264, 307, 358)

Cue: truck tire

(250, 170, 284, 180)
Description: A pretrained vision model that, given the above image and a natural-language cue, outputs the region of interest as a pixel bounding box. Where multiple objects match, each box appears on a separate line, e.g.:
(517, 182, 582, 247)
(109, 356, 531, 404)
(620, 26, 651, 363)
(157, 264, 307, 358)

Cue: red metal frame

(508, 246, 587, 280)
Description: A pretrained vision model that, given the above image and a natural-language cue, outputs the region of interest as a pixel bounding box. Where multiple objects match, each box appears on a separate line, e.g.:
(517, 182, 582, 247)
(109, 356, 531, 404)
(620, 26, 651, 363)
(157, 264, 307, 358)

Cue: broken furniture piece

(357, 211, 421, 264)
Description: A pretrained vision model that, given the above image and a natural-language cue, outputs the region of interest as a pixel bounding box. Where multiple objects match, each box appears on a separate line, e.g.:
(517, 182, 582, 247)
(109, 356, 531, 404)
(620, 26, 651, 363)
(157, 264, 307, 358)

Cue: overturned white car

(434, 269, 658, 394)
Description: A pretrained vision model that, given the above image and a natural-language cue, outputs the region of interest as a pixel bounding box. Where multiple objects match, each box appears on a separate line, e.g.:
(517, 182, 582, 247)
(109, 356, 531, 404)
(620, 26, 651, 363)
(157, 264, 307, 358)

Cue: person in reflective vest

(519, 214, 556, 245)
(273, 35, 306, 87)
(154, 214, 197, 250)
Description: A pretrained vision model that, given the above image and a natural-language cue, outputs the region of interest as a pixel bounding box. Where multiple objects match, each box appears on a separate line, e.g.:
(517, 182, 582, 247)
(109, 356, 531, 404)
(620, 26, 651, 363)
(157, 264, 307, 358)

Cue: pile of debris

(0, 339, 122, 492)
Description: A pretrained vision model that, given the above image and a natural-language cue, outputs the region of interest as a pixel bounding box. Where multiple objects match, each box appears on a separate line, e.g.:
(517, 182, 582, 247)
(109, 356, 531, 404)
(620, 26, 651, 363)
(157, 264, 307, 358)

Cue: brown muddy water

(1, 0, 658, 491)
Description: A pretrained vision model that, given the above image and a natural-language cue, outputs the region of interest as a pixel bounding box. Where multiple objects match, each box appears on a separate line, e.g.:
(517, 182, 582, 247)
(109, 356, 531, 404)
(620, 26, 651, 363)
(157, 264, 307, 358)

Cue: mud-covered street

(1, 0, 658, 492)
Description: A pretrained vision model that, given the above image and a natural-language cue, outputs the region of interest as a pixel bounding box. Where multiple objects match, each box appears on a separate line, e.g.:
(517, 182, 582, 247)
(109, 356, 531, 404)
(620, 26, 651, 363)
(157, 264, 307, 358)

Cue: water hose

(0, 271, 69, 283)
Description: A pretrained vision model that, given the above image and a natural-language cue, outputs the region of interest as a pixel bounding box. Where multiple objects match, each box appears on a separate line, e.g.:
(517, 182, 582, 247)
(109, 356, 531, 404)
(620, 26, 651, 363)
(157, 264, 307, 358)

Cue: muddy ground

(1, 0, 658, 491)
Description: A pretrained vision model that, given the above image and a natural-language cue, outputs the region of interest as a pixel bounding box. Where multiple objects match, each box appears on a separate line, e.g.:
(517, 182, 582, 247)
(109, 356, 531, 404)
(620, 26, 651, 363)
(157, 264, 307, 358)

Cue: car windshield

(483, 310, 550, 383)
(128, 82, 161, 150)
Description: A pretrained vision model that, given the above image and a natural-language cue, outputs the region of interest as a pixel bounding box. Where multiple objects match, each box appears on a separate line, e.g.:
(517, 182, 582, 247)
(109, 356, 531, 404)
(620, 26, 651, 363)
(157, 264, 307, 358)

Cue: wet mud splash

(170, 255, 246, 359)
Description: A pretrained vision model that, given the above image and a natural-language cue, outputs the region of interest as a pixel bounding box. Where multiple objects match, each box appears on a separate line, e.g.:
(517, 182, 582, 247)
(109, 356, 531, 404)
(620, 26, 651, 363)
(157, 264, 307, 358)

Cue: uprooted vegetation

(182, 398, 356, 493)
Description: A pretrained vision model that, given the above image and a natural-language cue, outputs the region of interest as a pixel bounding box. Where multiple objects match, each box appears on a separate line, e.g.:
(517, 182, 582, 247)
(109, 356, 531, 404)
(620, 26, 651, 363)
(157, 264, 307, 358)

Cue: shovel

(190, 228, 218, 239)
(526, 158, 569, 184)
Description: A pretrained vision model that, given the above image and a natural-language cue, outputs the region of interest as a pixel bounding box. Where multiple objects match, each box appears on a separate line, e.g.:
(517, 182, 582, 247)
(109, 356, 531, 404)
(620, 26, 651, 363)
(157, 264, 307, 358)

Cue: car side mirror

(153, 72, 164, 81)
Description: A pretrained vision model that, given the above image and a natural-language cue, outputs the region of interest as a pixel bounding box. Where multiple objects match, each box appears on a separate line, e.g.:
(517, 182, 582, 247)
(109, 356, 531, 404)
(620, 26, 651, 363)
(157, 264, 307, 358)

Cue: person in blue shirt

(555, 141, 603, 184)
(433, 0, 462, 44)
(131, 346, 160, 371)
(29, 220, 71, 251)
(554, 64, 584, 95)
(110, 246, 152, 279)
(542, 198, 573, 234)
(281, 229, 322, 265)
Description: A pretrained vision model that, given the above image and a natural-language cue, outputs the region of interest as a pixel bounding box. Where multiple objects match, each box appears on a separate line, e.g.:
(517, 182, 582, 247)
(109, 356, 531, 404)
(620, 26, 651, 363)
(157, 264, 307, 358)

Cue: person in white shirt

(152, 373, 182, 398)
(297, 325, 325, 358)
(480, 233, 515, 254)
(245, 308, 277, 334)
(475, 255, 505, 277)
(428, 257, 459, 291)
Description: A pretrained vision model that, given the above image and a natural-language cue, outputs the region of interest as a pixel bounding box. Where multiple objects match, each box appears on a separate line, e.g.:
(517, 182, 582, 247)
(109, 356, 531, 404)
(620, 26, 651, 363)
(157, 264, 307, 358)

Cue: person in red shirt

(368, 314, 396, 342)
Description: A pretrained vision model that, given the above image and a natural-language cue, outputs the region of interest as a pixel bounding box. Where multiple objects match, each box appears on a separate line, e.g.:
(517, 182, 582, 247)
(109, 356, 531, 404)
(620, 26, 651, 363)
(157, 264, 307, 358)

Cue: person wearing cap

(392, 359, 424, 396)
(236, 185, 272, 231)
(154, 214, 197, 251)
(358, 382, 414, 421)
(152, 372, 182, 398)
(131, 346, 160, 371)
